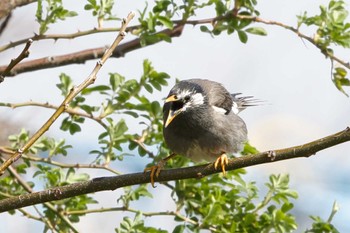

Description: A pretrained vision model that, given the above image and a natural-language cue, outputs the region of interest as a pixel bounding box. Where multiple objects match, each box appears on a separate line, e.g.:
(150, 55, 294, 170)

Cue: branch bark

(0, 0, 36, 19)
(0, 127, 349, 213)
(0, 25, 184, 77)
(0, 39, 32, 83)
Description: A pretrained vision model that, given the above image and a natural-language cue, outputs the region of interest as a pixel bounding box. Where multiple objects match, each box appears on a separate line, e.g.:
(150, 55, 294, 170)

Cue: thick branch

(0, 25, 184, 77)
(1, 12, 348, 76)
(0, 127, 349, 213)
(0, 0, 36, 19)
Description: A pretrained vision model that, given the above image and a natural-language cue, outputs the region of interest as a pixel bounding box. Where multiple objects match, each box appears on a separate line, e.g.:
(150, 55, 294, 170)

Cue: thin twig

(23, 154, 122, 175)
(0, 25, 142, 52)
(0, 100, 106, 127)
(65, 206, 199, 226)
(235, 15, 350, 69)
(0, 39, 32, 82)
(0, 127, 349, 213)
(0, 12, 136, 175)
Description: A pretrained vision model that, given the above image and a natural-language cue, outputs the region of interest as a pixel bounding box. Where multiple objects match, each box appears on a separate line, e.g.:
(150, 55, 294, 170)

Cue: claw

(144, 160, 165, 188)
(214, 153, 228, 176)
(144, 153, 177, 188)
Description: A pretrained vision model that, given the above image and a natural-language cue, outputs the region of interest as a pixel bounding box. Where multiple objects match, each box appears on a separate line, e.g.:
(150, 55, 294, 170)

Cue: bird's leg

(144, 152, 177, 187)
(214, 152, 229, 176)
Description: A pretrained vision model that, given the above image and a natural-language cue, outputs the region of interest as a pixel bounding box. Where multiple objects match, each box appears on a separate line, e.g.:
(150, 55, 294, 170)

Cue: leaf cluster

(200, 0, 267, 43)
(36, 0, 77, 34)
(297, 0, 350, 95)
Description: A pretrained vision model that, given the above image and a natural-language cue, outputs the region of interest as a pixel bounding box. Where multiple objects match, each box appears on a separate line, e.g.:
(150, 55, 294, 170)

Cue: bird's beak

(165, 95, 177, 103)
(164, 95, 181, 128)
(165, 109, 181, 127)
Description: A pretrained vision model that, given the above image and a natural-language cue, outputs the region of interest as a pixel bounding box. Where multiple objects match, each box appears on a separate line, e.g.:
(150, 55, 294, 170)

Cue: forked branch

(0, 39, 32, 83)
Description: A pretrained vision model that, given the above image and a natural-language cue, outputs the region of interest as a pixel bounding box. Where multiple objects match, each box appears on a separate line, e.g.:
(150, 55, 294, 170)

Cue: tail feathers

(231, 93, 261, 114)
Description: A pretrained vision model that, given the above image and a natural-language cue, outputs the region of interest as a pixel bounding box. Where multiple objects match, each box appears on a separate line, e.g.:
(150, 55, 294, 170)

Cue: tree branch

(1, 12, 348, 76)
(0, 25, 184, 77)
(0, 127, 349, 213)
(0, 100, 106, 126)
(0, 0, 36, 19)
(0, 26, 142, 53)
(178, 14, 350, 69)
(0, 39, 32, 83)
(0, 12, 136, 175)
(22, 154, 122, 175)
(236, 15, 350, 69)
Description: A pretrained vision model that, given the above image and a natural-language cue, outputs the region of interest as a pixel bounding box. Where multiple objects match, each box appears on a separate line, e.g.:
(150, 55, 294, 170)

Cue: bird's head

(163, 82, 206, 128)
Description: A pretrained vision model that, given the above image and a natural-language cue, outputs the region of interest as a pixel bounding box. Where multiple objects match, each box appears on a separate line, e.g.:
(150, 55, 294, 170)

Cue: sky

(0, 0, 350, 232)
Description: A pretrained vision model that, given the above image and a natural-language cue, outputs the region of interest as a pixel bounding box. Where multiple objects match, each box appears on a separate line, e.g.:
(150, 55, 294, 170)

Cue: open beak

(165, 109, 181, 127)
(164, 95, 181, 128)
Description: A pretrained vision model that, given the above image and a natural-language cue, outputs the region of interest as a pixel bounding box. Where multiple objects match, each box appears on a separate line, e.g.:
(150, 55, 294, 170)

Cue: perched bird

(145, 79, 255, 186)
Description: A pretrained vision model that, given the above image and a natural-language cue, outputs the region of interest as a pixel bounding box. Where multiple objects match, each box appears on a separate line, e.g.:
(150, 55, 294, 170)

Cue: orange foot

(214, 153, 229, 176)
(144, 153, 177, 188)
(144, 160, 165, 188)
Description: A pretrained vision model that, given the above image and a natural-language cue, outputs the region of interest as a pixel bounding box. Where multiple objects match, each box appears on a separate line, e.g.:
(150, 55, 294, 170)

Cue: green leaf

(246, 27, 267, 36)
(238, 30, 248, 43)
(157, 15, 174, 29)
(123, 111, 139, 118)
(56, 73, 73, 96)
(69, 123, 82, 135)
(144, 83, 153, 93)
(200, 25, 210, 33)
(109, 73, 125, 91)
(215, 1, 227, 15)
(81, 85, 110, 95)
(172, 225, 185, 233)
(333, 66, 349, 96)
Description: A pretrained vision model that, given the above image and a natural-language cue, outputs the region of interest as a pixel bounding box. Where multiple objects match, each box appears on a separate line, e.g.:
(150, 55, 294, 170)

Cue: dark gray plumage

(163, 79, 251, 163)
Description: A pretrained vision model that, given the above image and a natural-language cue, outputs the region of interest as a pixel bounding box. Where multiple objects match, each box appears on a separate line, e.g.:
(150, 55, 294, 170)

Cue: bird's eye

(184, 95, 191, 102)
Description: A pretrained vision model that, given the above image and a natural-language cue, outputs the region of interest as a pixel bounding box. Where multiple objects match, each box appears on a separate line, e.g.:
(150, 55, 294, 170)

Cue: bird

(145, 79, 256, 187)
